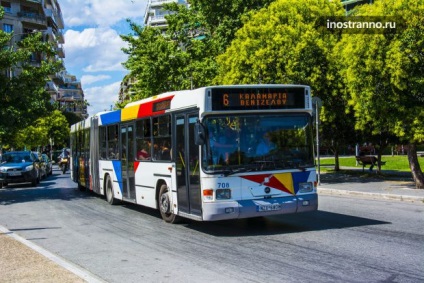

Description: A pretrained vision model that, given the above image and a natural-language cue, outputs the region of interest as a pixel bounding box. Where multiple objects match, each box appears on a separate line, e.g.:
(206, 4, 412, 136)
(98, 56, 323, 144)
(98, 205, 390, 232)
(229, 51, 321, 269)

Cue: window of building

(1, 1, 11, 13)
(3, 23, 13, 33)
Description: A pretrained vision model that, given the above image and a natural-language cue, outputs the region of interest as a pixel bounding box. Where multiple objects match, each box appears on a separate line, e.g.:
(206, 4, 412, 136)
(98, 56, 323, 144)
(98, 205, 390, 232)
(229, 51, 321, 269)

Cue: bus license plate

(257, 203, 281, 212)
(8, 171, 21, 176)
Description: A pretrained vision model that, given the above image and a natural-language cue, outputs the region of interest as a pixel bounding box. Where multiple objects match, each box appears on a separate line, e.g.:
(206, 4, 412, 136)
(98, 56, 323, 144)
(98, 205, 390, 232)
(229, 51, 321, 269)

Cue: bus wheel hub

(160, 193, 170, 214)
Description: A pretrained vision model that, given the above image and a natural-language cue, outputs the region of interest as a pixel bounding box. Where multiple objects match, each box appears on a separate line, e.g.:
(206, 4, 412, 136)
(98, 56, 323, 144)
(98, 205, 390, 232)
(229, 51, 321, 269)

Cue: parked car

(0, 151, 41, 187)
(35, 152, 47, 179)
(40, 153, 53, 176)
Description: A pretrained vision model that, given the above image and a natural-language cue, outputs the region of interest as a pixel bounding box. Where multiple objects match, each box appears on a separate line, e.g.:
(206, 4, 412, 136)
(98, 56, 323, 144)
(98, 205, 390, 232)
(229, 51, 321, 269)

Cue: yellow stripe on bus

(121, 105, 139, 121)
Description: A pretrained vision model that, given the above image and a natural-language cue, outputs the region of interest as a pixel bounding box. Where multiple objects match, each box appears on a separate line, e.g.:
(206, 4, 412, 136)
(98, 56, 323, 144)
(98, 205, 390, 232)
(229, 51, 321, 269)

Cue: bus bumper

(202, 193, 318, 221)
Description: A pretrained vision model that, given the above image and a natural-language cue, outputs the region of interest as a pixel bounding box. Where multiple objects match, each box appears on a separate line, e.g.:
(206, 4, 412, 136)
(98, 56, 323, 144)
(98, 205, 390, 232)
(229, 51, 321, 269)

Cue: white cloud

(59, 0, 147, 116)
(60, 0, 147, 28)
(84, 81, 122, 115)
(64, 28, 128, 72)
(81, 74, 111, 86)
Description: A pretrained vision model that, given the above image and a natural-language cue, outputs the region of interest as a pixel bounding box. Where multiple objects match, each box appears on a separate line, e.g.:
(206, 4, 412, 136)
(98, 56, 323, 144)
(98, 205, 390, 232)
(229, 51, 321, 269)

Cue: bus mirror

(194, 121, 206, 146)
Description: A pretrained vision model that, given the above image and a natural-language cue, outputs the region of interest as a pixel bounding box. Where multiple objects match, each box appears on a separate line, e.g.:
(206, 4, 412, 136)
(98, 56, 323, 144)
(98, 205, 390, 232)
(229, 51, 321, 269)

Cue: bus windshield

(202, 114, 314, 174)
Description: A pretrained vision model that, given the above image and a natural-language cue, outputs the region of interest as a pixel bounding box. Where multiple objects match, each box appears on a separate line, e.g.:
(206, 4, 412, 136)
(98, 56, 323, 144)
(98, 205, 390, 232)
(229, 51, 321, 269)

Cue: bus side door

(120, 123, 136, 201)
(175, 112, 201, 217)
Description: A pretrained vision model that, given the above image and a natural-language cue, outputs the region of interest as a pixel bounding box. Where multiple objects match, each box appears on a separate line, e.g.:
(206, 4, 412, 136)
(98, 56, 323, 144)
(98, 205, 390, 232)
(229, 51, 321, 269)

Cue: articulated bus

(70, 85, 318, 223)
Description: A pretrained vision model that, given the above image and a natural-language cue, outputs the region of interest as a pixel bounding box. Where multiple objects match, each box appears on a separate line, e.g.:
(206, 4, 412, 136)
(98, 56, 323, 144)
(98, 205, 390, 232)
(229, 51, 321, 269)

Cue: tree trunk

(407, 143, 424, 189)
(334, 149, 340, 171)
(376, 144, 387, 174)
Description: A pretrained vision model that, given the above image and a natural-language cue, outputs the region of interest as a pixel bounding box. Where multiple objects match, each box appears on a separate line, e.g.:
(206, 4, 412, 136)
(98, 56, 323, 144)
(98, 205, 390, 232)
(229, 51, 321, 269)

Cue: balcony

(150, 0, 177, 8)
(148, 15, 168, 26)
(54, 10, 64, 29)
(56, 46, 65, 58)
(56, 30, 64, 44)
(51, 71, 65, 85)
(17, 11, 46, 25)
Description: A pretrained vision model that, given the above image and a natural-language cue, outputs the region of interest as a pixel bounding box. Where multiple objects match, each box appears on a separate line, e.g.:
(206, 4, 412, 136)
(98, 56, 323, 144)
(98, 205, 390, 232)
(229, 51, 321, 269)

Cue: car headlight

(23, 165, 33, 172)
(0, 167, 6, 173)
(298, 182, 313, 193)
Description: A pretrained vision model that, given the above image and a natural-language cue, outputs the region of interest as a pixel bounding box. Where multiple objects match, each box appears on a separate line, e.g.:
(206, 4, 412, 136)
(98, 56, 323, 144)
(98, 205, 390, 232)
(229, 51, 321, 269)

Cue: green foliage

(0, 30, 62, 145)
(214, 0, 354, 155)
(215, 0, 344, 86)
(14, 110, 69, 150)
(338, 0, 424, 144)
(120, 1, 273, 105)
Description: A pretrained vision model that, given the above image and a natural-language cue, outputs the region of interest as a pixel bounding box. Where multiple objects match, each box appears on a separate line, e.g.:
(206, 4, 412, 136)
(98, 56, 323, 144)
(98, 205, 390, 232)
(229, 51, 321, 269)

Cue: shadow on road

(182, 211, 390, 237)
(0, 171, 93, 205)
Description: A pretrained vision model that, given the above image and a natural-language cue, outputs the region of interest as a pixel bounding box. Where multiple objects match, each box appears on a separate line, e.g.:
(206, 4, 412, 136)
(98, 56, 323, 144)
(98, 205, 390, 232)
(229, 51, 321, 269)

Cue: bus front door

(175, 113, 201, 217)
(120, 124, 136, 201)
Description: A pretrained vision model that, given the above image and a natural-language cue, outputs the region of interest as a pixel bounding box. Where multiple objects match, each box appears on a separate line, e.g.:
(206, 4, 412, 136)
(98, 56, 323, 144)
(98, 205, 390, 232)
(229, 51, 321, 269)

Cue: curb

(318, 188, 424, 203)
(0, 225, 106, 283)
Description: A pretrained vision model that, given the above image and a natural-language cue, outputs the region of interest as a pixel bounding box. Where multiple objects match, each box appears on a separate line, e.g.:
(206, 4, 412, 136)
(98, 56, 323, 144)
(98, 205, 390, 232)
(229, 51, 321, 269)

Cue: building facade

(144, 0, 188, 30)
(1, 0, 87, 118)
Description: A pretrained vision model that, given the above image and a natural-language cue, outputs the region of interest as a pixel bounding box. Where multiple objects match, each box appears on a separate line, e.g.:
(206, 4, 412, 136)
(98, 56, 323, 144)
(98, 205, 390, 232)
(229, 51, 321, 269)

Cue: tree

(214, 0, 352, 170)
(120, 1, 273, 105)
(189, 0, 274, 53)
(338, 0, 424, 188)
(121, 25, 180, 101)
(0, 14, 62, 145)
(14, 110, 69, 150)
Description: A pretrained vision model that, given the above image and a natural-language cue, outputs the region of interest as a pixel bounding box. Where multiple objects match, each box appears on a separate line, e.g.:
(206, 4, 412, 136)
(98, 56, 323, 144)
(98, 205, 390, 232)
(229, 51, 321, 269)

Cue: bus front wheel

(105, 175, 119, 205)
(158, 184, 179, 224)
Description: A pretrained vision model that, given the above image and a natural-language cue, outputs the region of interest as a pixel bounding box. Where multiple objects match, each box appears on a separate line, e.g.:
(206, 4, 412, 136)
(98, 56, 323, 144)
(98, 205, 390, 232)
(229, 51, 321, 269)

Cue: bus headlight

(298, 182, 313, 193)
(216, 189, 231, 200)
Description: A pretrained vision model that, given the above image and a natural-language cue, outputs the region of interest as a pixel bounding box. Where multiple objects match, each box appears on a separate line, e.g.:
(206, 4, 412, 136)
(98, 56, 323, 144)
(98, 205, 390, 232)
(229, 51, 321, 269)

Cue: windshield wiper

(223, 167, 250, 176)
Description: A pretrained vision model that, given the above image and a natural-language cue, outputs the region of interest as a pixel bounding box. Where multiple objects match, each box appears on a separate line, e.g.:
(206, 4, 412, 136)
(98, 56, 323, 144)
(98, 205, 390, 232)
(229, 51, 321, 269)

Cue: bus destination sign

(211, 87, 306, 111)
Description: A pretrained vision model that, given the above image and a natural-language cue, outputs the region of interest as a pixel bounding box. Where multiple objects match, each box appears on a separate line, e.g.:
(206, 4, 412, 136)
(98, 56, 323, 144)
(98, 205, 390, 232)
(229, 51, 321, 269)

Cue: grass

(318, 155, 424, 172)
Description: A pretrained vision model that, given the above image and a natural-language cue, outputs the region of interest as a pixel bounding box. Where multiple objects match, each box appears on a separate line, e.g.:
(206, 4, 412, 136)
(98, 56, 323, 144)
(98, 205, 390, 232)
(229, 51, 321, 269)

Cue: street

(1, 167, 423, 283)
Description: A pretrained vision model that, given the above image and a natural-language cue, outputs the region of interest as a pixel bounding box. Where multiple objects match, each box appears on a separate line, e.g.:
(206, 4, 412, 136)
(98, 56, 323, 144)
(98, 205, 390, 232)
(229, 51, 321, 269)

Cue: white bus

(70, 85, 317, 223)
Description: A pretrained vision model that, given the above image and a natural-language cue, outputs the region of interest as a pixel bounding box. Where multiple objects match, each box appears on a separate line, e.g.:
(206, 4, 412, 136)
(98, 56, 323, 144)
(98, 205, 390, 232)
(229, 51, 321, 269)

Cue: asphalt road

(1, 168, 423, 283)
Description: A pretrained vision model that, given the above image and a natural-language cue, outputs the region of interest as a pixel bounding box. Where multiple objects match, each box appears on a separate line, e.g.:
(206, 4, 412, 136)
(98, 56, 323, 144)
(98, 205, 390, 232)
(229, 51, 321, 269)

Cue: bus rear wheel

(158, 184, 180, 224)
(105, 175, 119, 205)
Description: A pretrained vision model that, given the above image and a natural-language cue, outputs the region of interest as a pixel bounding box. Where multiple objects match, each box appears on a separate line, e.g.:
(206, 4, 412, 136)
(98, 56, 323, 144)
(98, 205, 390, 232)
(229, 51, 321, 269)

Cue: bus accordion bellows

(70, 84, 318, 223)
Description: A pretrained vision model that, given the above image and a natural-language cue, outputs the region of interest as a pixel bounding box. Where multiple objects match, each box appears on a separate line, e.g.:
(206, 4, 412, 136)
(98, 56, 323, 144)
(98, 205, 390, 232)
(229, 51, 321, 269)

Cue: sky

(59, 0, 148, 116)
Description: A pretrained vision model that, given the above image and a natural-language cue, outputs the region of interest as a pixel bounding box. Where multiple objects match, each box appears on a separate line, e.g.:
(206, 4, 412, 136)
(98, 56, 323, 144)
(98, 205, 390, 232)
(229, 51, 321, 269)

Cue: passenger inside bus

(137, 141, 150, 160)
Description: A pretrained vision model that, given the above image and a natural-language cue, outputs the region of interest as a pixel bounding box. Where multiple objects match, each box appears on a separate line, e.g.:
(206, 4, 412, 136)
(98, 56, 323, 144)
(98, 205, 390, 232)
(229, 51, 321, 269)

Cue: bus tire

(158, 184, 180, 224)
(105, 175, 119, 205)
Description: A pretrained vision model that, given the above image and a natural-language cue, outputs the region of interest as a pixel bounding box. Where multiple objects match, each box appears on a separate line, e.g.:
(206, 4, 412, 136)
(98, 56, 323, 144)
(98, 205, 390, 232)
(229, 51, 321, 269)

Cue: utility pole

(312, 97, 322, 185)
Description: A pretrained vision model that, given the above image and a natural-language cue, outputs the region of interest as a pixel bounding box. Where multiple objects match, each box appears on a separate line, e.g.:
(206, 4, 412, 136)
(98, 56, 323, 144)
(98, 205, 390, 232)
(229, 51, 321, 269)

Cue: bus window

(107, 125, 119, 159)
(152, 115, 171, 161)
(136, 119, 152, 161)
(99, 126, 107, 159)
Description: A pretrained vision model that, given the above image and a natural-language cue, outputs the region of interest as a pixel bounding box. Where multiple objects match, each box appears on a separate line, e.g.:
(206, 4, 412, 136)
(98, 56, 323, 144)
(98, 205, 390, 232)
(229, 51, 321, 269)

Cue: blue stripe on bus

(112, 160, 123, 193)
(100, 110, 121, 125)
(292, 171, 311, 194)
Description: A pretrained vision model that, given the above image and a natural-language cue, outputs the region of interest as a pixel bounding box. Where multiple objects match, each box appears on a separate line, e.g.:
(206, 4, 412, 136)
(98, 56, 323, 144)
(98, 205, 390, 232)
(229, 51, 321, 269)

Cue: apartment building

(144, 0, 188, 30)
(341, 0, 374, 13)
(57, 73, 88, 119)
(1, 0, 87, 118)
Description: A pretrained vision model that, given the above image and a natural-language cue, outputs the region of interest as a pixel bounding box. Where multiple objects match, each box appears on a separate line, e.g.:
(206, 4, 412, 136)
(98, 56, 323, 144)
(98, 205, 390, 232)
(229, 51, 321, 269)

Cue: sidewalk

(318, 167, 424, 203)
(1, 169, 423, 282)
